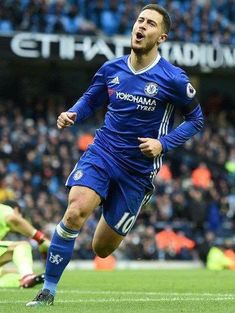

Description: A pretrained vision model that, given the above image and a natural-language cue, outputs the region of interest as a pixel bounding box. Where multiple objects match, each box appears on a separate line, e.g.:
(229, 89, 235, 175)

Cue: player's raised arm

(62, 64, 109, 125)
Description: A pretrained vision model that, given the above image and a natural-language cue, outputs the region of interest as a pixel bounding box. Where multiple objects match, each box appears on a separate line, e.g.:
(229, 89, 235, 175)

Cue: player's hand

(138, 137, 163, 158)
(57, 112, 77, 129)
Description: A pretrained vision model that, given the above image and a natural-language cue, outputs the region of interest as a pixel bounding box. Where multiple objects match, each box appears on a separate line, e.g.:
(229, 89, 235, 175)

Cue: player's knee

(64, 198, 90, 229)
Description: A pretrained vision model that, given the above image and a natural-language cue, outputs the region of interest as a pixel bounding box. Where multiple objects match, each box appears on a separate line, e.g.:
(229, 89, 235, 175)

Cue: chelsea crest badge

(73, 170, 83, 181)
(144, 82, 158, 97)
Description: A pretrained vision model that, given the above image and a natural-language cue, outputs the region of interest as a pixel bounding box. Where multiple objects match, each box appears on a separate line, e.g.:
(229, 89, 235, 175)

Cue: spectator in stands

(155, 227, 195, 260)
(118, 2, 136, 35)
(0, 0, 234, 43)
(60, 4, 97, 35)
(77, 133, 94, 153)
(46, 1, 66, 33)
(0, 175, 15, 202)
(186, 187, 208, 233)
(191, 162, 212, 190)
(197, 231, 215, 265)
(100, 0, 122, 36)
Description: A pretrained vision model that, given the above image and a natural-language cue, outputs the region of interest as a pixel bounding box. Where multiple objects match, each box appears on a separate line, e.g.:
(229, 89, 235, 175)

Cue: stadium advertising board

(1, 33, 235, 70)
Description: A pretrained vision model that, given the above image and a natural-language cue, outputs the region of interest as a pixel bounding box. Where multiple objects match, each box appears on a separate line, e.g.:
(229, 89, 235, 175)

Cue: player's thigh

(64, 150, 111, 227)
(102, 179, 153, 237)
(68, 185, 101, 211)
(92, 180, 152, 256)
(92, 215, 124, 254)
(0, 250, 14, 266)
(66, 149, 110, 202)
(0, 241, 16, 266)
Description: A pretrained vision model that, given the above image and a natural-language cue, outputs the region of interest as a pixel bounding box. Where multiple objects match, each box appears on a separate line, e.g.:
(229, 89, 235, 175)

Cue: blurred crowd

(0, 0, 234, 44)
(0, 91, 234, 262)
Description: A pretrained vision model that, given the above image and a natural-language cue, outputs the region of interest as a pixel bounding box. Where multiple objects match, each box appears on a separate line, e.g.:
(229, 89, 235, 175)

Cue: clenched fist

(57, 112, 77, 129)
(138, 137, 163, 158)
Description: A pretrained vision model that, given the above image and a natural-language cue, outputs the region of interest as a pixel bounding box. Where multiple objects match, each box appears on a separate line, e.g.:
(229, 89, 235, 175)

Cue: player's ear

(157, 33, 167, 45)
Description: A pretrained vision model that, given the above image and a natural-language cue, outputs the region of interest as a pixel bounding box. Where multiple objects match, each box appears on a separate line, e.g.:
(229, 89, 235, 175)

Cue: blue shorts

(66, 146, 153, 236)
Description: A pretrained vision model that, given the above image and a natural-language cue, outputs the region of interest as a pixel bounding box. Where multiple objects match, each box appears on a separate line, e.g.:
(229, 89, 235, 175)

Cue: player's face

(131, 9, 167, 54)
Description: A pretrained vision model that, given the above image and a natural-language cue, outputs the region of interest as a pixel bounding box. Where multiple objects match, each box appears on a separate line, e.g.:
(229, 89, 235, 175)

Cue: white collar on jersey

(127, 53, 161, 75)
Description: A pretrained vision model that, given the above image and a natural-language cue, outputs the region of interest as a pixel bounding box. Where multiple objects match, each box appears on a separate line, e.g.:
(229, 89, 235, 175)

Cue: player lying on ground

(0, 201, 50, 288)
(27, 3, 204, 306)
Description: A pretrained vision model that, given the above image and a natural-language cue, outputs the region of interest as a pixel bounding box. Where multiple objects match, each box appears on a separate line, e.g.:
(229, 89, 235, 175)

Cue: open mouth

(136, 32, 145, 41)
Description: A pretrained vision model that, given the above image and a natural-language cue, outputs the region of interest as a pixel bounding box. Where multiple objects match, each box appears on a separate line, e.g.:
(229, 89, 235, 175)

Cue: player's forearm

(159, 104, 204, 153)
(67, 75, 108, 122)
(7, 215, 36, 237)
(67, 97, 94, 122)
(7, 215, 47, 244)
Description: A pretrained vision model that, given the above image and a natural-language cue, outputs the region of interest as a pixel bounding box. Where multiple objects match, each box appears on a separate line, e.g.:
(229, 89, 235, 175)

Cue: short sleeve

(0, 204, 13, 218)
(0, 204, 13, 239)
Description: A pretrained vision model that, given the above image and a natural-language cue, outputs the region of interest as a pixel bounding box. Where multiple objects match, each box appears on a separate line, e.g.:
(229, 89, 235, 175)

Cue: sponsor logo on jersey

(144, 82, 158, 97)
(110, 76, 120, 85)
(186, 83, 196, 98)
(116, 92, 156, 106)
(73, 170, 83, 181)
(116, 91, 157, 111)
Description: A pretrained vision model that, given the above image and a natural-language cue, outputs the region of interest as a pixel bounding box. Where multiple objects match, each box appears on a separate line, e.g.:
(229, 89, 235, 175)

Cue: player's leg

(26, 151, 109, 306)
(13, 241, 44, 288)
(92, 172, 153, 258)
(0, 243, 24, 288)
(0, 242, 32, 271)
(13, 241, 33, 277)
(27, 149, 112, 305)
(92, 215, 124, 258)
(0, 241, 44, 288)
(43, 186, 100, 291)
(0, 244, 13, 267)
(0, 257, 21, 288)
(26, 186, 103, 307)
(0, 244, 18, 288)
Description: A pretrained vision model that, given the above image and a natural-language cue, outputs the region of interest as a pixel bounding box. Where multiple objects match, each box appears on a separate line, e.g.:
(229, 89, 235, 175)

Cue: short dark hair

(3, 200, 22, 213)
(140, 4, 171, 34)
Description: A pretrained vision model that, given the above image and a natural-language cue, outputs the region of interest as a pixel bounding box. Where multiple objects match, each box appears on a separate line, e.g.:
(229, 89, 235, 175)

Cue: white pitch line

(57, 290, 235, 297)
(1, 297, 235, 304)
(0, 289, 235, 298)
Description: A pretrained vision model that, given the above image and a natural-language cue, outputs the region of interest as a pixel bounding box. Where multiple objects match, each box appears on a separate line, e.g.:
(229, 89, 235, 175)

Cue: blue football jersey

(68, 54, 202, 177)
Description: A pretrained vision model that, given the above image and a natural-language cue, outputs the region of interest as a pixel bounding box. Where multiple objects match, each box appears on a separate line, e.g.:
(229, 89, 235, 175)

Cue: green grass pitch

(1, 269, 235, 313)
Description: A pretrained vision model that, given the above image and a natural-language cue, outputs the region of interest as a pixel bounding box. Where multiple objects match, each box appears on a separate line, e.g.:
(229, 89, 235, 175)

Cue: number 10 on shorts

(115, 212, 136, 234)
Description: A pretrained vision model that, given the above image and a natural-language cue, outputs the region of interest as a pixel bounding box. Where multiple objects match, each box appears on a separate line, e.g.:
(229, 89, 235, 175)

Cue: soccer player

(27, 4, 204, 306)
(0, 200, 50, 288)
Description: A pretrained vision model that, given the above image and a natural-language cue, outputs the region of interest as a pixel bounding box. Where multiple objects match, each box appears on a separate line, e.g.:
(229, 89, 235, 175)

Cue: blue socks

(43, 221, 79, 295)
